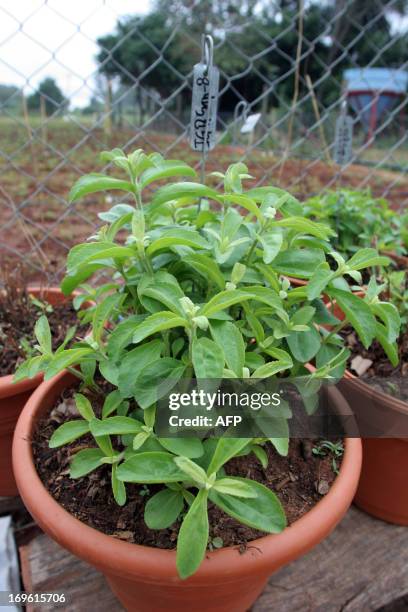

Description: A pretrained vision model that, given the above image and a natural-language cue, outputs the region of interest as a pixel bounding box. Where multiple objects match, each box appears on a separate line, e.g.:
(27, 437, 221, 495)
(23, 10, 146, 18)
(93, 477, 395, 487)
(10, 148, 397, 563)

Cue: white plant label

(190, 63, 219, 152)
(241, 112, 261, 134)
(334, 114, 353, 165)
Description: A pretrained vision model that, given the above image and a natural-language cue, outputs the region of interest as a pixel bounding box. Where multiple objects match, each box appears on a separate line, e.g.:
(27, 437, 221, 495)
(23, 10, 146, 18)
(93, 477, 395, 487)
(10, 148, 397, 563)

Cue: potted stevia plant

(337, 270, 408, 524)
(304, 188, 408, 267)
(304, 191, 408, 524)
(13, 149, 400, 611)
(0, 264, 87, 496)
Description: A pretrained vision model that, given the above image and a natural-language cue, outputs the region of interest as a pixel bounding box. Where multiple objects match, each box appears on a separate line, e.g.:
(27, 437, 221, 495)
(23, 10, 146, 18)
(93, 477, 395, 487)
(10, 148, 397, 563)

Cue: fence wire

(0, 0, 407, 284)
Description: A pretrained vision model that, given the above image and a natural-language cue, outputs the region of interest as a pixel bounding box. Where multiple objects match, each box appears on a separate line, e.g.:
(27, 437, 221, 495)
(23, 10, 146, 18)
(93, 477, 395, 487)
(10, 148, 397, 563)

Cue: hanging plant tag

(190, 63, 219, 152)
(333, 114, 353, 165)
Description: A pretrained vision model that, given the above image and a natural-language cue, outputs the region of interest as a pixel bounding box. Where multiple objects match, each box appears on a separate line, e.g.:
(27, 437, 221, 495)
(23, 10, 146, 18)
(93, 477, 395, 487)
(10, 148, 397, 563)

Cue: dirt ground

(1, 120, 407, 284)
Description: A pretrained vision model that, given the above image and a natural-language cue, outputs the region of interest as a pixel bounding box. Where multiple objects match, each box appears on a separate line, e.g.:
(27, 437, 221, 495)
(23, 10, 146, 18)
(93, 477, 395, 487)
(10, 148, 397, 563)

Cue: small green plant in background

(15, 148, 401, 579)
(386, 270, 408, 332)
(312, 440, 344, 475)
(304, 189, 407, 260)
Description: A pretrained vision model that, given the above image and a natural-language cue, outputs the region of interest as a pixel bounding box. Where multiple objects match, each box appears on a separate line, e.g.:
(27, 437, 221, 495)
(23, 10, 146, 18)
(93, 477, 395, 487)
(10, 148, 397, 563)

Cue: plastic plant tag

(190, 62, 219, 152)
(333, 114, 353, 165)
(241, 113, 261, 134)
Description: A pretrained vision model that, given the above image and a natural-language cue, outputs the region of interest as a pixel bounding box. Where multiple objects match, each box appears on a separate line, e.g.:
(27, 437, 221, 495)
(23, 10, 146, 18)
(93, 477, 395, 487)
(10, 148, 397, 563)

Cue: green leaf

(240, 286, 285, 317)
(34, 316, 52, 354)
(49, 420, 90, 448)
(133, 358, 186, 409)
(275, 217, 335, 240)
(111, 464, 127, 506)
(70, 448, 104, 478)
(102, 390, 125, 418)
(89, 416, 143, 436)
(146, 228, 209, 256)
(183, 254, 225, 290)
(307, 263, 334, 300)
(328, 289, 376, 349)
(133, 312, 187, 344)
(158, 437, 204, 459)
(176, 489, 209, 579)
(107, 315, 146, 359)
(116, 451, 187, 483)
(199, 290, 255, 317)
(74, 393, 95, 421)
(209, 478, 286, 533)
(151, 182, 220, 208)
(269, 438, 289, 456)
(118, 339, 163, 397)
(287, 327, 321, 362)
(370, 302, 401, 343)
(273, 248, 325, 278)
(245, 187, 302, 215)
(207, 438, 252, 475)
(43, 348, 95, 380)
(258, 230, 283, 264)
(141, 282, 185, 316)
(219, 194, 262, 220)
(212, 477, 258, 498)
(68, 173, 134, 202)
(174, 456, 208, 486)
(66, 242, 135, 275)
(346, 248, 391, 270)
(140, 161, 196, 189)
(252, 353, 293, 378)
(13, 356, 46, 382)
(252, 444, 268, 467)
(192, 337, 224, 378)
(61, 264, 104, 295)
(315, 343, 348, 380)
(144, 488, 184, 529)
(99, 360, 119, 386)
(92, 293, 123, 344)
(245, 352, 265, 370)
(375, 322, 399, 368)
(210, 321, 245, 377)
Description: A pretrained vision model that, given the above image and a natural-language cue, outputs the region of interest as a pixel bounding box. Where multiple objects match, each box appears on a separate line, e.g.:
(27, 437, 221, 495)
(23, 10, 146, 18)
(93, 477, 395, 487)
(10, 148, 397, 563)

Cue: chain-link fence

(0, 0, 407, 284)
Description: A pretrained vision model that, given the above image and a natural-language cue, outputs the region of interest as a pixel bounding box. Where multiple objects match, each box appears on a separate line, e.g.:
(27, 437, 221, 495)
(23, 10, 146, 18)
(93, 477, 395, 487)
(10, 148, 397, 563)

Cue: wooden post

(40, 94, 47, 144)
(104, 78, 113, 138)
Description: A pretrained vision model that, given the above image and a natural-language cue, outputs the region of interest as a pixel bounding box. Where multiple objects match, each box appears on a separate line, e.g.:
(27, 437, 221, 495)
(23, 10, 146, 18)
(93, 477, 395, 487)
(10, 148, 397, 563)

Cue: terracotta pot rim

(13, 371, 362, 584)
(344, 369, 408, 418)
(381, 250, 408, 266)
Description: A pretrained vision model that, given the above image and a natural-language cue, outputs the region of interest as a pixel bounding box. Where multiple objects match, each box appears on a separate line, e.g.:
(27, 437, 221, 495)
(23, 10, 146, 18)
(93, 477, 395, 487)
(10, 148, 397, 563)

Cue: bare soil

(32, 382, 340, 550)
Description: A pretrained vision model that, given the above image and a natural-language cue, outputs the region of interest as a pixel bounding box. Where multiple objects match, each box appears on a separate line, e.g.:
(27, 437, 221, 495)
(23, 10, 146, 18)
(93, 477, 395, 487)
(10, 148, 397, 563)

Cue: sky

(1, 0, 407, 109)
(0, 0, 151, 107)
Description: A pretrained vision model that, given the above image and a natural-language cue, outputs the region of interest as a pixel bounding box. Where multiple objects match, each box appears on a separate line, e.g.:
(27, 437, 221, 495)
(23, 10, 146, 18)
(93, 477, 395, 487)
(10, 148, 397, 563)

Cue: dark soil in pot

(31, 382, 341, 551)
(0, 289, 83, 376)
(342, 326, 408, 401)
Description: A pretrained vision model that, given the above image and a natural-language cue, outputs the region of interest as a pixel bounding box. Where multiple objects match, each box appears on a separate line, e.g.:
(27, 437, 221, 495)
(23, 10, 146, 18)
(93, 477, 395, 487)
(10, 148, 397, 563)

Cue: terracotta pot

(325, 290, 365, 322)
(0, 287, 75, 496)
(339, 372, 408, 525)
(381, 251, 408, 270)
(13, 371, 362, 612)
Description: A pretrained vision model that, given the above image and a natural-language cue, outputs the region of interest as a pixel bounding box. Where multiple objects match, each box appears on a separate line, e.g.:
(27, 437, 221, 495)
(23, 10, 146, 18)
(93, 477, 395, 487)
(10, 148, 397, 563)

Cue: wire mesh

(0, 0, 407, 284)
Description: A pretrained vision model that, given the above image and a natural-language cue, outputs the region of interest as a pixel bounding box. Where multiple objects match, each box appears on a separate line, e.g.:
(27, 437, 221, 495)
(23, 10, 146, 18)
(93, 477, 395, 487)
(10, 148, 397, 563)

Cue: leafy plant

(304, 189, 407, 260)
(385, 270, 408, 332)
(15, 148, 401, 579)
(312, 440, 344, 474)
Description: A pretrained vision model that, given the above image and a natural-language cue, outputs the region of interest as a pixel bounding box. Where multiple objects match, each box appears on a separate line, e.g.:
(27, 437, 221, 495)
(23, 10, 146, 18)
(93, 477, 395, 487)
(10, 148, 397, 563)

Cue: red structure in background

(344, 68, 407, 143)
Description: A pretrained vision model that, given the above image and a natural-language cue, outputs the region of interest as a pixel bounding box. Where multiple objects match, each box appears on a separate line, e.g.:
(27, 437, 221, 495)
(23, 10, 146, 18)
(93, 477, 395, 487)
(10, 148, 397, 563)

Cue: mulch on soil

(32, 382, 340, 551)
